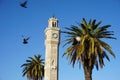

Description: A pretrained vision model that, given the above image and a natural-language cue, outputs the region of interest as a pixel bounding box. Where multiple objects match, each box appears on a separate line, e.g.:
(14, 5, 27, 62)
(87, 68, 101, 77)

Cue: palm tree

(21, 54, 44, 80)
(62, 18, 116, 80)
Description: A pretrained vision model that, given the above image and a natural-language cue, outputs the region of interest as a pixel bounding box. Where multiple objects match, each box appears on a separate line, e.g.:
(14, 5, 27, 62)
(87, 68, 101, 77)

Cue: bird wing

(26, 37, 30, 40)
(20, 0, 28, 8)
(23, 0, 28, 5)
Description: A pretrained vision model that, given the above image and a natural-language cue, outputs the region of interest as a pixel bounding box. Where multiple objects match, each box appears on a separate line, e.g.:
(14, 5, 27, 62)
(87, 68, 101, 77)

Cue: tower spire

(52, 14, 55, 18)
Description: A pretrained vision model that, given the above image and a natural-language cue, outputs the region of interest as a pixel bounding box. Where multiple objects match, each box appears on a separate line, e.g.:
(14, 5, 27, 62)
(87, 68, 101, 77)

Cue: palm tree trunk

(83, 66, 92, 80)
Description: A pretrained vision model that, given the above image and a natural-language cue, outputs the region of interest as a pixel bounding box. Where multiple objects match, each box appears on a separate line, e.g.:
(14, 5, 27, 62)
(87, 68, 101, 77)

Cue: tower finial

(52, 14, 55, 18)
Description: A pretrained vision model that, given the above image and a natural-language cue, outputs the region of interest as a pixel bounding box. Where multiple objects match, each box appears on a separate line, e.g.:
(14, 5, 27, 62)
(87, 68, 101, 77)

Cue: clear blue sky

(0, 0, 120, 80)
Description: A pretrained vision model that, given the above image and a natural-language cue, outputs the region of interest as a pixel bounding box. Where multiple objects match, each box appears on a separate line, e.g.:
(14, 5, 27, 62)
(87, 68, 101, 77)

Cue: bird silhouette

(22, 35, 30, 44)
(20, 0, 28, 8)
(72, 38, 78, 45)
(72, 37, 80, 45)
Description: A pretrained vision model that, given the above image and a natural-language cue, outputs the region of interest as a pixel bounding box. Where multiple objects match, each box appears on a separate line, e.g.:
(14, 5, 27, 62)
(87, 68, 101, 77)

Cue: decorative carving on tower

(44, 17, 60, 80)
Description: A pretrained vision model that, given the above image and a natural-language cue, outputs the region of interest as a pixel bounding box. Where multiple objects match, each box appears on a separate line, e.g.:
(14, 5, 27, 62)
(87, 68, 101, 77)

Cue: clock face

(52, 33, 58, 38)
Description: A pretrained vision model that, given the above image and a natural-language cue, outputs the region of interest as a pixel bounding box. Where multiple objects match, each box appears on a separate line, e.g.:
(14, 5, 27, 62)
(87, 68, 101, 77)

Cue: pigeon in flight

(20, 0, 28, 8)
(22, 36, 30, 44)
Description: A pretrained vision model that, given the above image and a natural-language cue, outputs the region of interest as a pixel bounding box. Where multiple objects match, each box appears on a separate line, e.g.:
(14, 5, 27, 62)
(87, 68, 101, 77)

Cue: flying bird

(22, 35, 30, 44)
(20, 0, 28, 8)
(72, 37, 81, 45)
(72, 38, 78, 45)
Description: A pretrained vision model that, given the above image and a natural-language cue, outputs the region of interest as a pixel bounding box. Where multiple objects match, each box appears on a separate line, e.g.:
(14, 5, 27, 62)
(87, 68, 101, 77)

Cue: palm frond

(82, 18, 87, 26)
(95, 60, 99, 70)
(94, 21, 102, 30)
(92, 19, 96, 26)
(62, 38, 72, 47)
(102, 51, 110, 61)
(98, 40, 115, 57)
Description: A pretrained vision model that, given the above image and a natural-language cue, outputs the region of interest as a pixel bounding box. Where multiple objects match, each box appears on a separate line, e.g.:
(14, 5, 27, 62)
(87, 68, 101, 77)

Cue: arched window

(54, 22, 56, 27)
(52, 22, 55, 27)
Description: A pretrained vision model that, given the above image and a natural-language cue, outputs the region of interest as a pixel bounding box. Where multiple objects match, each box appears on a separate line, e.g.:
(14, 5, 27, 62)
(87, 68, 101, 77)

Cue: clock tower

(44, 17, 60, 80)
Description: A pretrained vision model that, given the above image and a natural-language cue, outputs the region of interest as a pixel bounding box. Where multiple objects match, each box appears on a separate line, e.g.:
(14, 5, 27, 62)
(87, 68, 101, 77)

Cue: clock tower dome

(44, 17, 60, 80)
